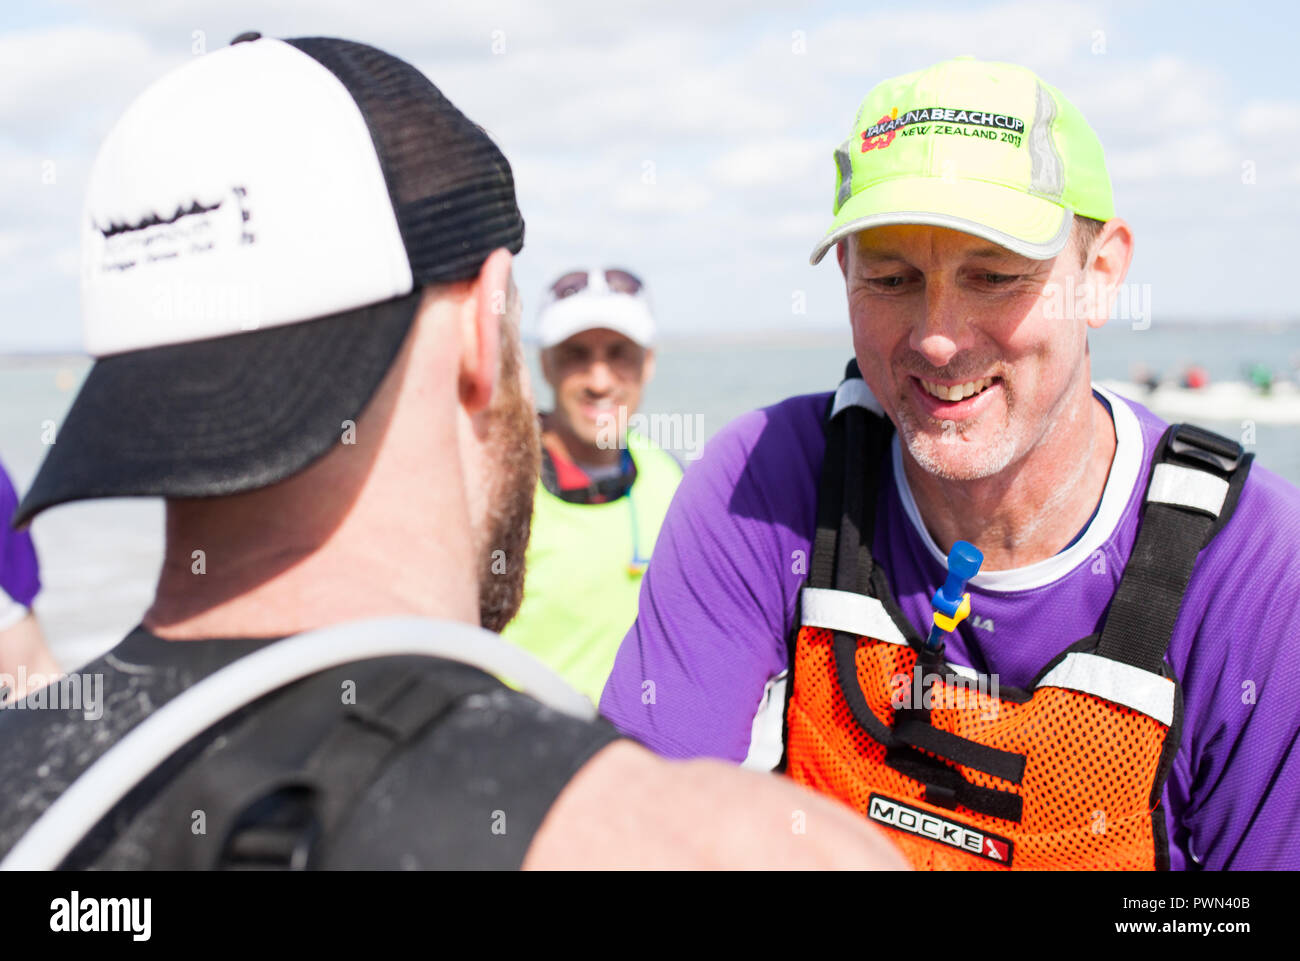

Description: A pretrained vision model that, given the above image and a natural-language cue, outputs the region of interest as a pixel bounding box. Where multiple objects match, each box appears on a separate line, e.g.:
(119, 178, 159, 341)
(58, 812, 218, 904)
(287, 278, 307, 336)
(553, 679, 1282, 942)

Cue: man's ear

(460, 247, 513, 413)
(836, 238, 849, 276)
(1084, 218, 1134, 330)
(641, 347, 656, 387)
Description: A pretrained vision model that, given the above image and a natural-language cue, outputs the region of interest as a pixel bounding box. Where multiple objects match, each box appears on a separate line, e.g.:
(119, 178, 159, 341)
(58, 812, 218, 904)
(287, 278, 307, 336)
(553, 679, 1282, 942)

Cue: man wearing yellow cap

(601, 58, 1300, 870)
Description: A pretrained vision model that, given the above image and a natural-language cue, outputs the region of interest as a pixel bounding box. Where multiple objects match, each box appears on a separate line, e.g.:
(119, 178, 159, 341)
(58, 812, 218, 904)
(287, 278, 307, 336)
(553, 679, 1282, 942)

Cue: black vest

(0, 626, 619, 869)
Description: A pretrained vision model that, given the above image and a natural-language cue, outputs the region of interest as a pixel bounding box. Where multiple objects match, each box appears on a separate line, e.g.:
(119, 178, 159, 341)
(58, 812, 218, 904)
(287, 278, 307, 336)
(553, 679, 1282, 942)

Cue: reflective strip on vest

(801, 587, 907, 644)
(1147, 462, 1229, 516)
(742, 670, 788, 772)
(1036, 652, 1175, 725)
(831, 378, 884, 418)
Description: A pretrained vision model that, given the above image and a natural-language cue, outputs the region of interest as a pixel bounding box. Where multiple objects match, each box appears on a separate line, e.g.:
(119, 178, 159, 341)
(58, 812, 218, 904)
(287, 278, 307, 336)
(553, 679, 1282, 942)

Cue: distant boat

(1101, 379, 1300, 424)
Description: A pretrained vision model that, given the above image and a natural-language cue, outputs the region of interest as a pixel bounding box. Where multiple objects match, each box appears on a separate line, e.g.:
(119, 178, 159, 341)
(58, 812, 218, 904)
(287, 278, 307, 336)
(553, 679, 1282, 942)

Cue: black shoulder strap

(69, 656, 501, 870)
(811, 359, 894, 595)
(1095, 423, 1253, 673)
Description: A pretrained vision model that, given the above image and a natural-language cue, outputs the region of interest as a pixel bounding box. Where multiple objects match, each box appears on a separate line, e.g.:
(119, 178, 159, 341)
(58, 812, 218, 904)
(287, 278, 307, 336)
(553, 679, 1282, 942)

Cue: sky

(2, 0, 1299, 352)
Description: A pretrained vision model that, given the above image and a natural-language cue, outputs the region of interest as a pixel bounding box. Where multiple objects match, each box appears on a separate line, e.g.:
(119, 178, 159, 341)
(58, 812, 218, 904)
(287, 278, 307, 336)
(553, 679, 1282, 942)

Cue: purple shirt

(0, 460, 39, 611)
(601, 385, 1300, 870)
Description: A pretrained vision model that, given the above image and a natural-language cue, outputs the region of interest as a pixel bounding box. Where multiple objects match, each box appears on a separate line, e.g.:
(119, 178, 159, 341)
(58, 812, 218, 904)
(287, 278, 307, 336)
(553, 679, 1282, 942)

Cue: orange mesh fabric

(785, 626, 1169, 870)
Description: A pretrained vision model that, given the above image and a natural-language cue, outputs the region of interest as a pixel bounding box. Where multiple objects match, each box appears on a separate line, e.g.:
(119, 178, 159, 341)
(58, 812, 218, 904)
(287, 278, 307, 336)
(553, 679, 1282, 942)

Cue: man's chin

(586, 413, 626, 446)
(898, 419, 1021, 482)
(550, 409, 607, 448)
(575, 426, 608, 449)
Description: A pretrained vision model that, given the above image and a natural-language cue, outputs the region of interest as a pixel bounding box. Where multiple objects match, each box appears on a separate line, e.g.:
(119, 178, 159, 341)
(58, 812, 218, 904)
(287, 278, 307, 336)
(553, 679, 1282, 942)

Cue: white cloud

(59, 0, 794, 64)
(422, 32, 799, 157)
(807, 0, 1103, 81)
(766, 212, 827, 242)
(709, 139, 822, 189)
(0, 25, 181, 143)
(1109, 129, 1238, 181)
(1239, 100, 1300, 137)
(612, 178, 714, 215)
(0, 230, 24, 260)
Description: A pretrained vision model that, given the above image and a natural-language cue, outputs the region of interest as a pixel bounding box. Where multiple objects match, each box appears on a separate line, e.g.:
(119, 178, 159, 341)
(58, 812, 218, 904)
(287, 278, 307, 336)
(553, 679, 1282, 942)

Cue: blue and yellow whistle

(925, 540, 984, 653)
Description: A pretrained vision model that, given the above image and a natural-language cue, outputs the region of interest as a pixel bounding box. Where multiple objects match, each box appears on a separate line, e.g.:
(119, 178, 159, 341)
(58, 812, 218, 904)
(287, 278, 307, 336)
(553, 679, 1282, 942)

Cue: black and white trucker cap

(14, 33, 524, 526)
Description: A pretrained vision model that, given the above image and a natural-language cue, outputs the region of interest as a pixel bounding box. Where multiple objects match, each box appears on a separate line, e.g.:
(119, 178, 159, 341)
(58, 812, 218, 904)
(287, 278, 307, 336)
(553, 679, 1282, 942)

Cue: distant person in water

(501, 268, 682, 704)
(1180, 365, 1208, 390)
(1249, 362, 1274, 395)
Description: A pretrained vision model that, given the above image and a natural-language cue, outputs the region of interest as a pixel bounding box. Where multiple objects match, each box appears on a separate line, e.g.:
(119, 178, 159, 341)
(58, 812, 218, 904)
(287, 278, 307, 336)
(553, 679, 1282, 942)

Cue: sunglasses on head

(549, 268, 644, 300)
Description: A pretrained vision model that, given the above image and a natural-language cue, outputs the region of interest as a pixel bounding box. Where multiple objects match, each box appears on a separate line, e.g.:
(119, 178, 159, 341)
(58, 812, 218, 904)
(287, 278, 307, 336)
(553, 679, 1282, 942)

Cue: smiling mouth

(579, 399, 621, 420)
(915, 375, 998, 402)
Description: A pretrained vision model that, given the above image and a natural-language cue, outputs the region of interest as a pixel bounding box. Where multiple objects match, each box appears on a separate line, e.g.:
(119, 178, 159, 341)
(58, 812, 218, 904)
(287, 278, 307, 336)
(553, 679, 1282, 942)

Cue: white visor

(536, 268, 655, 349)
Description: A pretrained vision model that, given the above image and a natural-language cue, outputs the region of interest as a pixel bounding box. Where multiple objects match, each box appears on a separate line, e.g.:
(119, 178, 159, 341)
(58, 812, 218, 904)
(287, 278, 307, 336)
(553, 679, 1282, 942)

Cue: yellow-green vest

(501, 430, 683, 704)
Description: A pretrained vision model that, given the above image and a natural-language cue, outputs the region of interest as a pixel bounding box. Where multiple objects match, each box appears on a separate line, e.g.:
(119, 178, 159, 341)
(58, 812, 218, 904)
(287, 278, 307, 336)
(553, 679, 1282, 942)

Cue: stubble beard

(896, 358, 1087, 484)
(477, 331, 541, 633)
(892, 360, 1020, 481)
(896, 402, 1020, 481)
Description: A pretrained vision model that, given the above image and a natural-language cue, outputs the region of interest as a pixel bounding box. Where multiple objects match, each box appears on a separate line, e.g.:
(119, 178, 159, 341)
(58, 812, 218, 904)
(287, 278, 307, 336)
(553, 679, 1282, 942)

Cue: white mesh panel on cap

(82, 38, 412, 357)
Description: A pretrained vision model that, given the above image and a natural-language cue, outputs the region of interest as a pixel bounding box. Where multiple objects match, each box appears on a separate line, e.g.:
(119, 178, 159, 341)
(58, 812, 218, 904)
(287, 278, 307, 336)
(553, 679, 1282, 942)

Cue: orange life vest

(781, 365, 1251, 870)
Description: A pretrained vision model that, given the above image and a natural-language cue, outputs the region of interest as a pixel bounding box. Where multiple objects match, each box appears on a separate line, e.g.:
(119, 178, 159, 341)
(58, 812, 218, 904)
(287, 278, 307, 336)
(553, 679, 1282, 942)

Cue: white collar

(891, 383, 1143, 593)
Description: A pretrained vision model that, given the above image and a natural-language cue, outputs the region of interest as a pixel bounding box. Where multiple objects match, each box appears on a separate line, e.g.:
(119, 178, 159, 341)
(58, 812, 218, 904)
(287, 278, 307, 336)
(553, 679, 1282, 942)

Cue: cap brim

(809, 177, 1072, 265)
(13, 292, 420, 528)
(538, 295, 655, 349)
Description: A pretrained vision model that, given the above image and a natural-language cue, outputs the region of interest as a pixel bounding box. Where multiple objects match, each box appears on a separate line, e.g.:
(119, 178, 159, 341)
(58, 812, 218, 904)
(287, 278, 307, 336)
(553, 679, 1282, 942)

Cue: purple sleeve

(1171, 465, 1300, 869)
(598, 396, 826, 761)
(0, 461, 39, 607)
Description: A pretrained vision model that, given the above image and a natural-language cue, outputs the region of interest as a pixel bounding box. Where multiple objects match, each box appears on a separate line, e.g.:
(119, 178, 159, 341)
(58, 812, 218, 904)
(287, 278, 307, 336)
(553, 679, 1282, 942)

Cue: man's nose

(585, 359, 615, 394)
(909, 277, 970, 369)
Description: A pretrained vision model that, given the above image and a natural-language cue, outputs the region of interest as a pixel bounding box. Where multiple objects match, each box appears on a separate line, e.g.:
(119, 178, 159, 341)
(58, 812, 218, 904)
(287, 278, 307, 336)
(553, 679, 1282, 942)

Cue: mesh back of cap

(286, 36, 525, 285)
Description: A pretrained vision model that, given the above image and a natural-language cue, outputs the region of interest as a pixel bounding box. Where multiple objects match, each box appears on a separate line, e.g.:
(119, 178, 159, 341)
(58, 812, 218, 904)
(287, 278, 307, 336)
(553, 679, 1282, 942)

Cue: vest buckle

(1167, 423, 1243, 477)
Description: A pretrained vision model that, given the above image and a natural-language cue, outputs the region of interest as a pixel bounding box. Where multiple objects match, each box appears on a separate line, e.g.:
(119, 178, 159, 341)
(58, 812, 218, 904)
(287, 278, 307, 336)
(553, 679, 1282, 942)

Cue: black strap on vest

(804, 365, 1252, 824)
(811, 359, 890, 595)
(218, 661, 496, 870)
(1096, 423, 1252, 673)
(67, 656, 502, 870)
(884, 746, 1024, 821)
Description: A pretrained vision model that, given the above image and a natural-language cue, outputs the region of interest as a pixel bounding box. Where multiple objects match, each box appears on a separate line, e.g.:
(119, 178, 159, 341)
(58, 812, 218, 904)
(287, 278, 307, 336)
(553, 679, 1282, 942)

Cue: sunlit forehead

(851, 227, 1046, 275)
